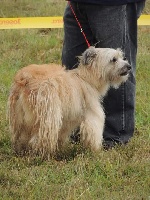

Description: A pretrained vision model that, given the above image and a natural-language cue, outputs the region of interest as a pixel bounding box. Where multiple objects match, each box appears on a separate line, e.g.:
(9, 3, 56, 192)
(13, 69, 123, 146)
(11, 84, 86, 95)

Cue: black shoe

(103, 140, 118, 150)
(103, 140, 128, 150)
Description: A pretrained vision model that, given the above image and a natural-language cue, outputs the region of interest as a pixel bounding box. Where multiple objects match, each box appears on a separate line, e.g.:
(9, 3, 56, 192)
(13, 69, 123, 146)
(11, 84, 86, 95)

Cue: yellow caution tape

(0, 15, 149, 29)
(138, 15, 150, 26)
(0, 17, 63, 29)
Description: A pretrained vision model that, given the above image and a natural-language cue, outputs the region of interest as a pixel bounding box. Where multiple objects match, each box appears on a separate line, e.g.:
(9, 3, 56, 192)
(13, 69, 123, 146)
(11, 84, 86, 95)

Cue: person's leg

(84, 2, 145, 146)
(62, 2, 96, 143)
(62, 2, 95, 69)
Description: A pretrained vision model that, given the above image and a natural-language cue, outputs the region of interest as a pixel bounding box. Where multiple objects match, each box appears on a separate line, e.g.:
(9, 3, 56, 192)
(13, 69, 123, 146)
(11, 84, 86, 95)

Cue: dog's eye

(123, 57, 127, 61)
(112, 57, 117, 63)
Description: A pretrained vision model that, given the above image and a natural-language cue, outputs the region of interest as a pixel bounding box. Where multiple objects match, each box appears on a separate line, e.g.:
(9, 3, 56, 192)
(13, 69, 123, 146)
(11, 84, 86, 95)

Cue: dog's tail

(29, 80, 62, 157)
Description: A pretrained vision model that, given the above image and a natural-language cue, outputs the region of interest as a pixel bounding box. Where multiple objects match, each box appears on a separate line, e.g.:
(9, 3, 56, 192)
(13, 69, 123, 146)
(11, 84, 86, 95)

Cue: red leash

(68, 1, 91, 48)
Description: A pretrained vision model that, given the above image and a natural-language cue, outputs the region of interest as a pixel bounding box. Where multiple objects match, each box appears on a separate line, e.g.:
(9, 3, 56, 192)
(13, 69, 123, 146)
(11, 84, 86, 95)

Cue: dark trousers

(62, 1, 145, 144)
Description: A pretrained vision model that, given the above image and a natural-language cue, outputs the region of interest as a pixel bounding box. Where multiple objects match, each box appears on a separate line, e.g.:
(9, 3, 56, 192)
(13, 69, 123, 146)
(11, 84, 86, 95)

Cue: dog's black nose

(126, 64, 131, 70)
(120, 64, 131, 76)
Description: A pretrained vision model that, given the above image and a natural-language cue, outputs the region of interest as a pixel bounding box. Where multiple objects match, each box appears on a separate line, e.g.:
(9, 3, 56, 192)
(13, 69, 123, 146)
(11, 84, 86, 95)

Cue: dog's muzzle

(120, 64, 131, 76)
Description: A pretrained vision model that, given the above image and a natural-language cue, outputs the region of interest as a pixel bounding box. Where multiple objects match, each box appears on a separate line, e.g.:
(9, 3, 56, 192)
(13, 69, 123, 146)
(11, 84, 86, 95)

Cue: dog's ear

(116, 48, 123, 57)
(80, 47, 97, 66)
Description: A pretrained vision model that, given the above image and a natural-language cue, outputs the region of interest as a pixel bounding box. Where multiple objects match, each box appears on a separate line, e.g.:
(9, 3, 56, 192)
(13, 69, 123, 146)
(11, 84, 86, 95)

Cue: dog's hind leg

(12, 125, 32, 155)
(80, 106, 105, 151)
(11, 112, 35, 155)
(29, 81, 63, 156)
(57, 125, 74, 150)
(8, 92, 33, 155)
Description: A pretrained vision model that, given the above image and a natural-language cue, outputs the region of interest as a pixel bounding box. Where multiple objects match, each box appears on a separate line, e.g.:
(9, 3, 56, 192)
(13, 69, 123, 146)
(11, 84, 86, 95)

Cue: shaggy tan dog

(8, 47, 131, 158)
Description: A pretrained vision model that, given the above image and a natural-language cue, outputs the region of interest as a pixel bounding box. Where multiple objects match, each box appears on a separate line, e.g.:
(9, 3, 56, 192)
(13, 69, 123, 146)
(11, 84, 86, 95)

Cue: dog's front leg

(80, 106, 105, 151)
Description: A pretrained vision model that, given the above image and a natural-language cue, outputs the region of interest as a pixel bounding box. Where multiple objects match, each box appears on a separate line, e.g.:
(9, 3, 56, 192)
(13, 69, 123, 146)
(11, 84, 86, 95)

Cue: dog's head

(79, 46, 131, 88)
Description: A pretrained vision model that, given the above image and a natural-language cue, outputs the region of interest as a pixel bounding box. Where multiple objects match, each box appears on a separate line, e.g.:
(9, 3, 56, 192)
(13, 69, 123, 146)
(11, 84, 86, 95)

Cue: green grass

(0, 1, 150, 200)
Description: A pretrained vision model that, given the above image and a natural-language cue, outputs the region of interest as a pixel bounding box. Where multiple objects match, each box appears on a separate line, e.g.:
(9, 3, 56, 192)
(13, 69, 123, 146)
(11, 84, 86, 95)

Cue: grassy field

(0, 1, 150, 199)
